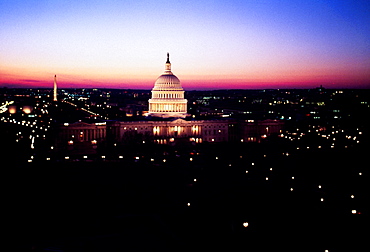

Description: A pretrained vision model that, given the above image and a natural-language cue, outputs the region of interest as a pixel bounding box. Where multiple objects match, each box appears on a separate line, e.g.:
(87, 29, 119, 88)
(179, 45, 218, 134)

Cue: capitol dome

(152, 74, 182, 91)
(148, 53, 188, 118)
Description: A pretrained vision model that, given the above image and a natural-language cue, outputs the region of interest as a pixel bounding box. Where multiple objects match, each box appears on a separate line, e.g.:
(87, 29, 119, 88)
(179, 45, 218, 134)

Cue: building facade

(56, 54, 284, 151)
(148, 53, 188, 118)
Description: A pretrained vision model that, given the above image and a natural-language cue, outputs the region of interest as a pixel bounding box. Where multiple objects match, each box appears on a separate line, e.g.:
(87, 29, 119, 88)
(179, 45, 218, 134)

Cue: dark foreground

(5, 140, 369, 252)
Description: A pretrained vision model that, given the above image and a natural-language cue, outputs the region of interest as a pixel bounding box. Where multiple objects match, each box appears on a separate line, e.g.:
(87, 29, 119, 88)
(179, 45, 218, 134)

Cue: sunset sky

(1, 0, 369, 90)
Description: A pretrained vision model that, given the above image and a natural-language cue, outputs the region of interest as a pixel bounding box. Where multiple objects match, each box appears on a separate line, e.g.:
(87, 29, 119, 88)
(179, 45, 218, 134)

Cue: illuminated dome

(148, 53, 188, 118)
(153, 74, 182, 91)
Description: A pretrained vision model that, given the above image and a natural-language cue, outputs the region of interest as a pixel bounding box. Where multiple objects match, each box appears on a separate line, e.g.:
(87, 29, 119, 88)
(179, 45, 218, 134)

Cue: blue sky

(1, 0, 369, 89)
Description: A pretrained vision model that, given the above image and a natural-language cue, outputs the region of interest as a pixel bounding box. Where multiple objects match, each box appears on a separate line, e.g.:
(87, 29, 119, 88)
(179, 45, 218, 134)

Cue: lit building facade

(56, 54, 284, 150)
(148, 53, 188, 118)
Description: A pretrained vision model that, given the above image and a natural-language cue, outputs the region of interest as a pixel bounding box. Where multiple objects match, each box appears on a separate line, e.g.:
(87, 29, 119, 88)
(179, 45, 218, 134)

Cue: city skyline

(1, 0, 370, 90)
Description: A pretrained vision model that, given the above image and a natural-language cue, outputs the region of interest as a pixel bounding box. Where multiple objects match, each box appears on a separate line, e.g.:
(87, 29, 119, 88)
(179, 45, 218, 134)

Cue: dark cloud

(19, 79, 42, 83)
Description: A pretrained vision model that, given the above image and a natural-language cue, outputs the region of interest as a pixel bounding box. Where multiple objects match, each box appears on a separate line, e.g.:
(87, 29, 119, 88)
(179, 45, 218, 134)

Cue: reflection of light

(243, 222, 249, 228)
(187, 203, 191, 207)
(320, 198, 324, 202)
(352, 210, 357, 214)
(193, 179, 197, 182)
(265, 177, 269, 180)
(318, 185, 322, 189)
(351, 195, 354, 199)
(290, 188, 294, 191)
(359, 172, 362, 176)
(245, 170, 248, 173)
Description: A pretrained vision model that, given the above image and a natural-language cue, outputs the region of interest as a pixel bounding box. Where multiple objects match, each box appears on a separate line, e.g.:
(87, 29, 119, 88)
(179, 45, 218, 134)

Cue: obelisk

(53, 75, 57, 102)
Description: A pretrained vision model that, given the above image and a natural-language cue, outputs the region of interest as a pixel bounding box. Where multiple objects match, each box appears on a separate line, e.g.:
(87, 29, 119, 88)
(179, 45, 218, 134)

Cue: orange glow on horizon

(1, 65, 369, 90)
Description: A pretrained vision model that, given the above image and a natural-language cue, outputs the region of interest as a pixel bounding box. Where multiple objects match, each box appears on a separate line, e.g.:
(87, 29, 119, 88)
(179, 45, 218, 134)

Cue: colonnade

(149, 103, 187, 113)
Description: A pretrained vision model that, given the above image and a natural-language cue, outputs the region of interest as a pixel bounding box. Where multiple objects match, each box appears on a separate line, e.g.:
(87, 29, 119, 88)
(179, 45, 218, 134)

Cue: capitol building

(56, 54, 284, 152)
(148, 53, 188, 118)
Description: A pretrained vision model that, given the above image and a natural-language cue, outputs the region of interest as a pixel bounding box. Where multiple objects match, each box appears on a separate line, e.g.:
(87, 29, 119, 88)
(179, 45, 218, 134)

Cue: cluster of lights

(282, 125, 363, 149)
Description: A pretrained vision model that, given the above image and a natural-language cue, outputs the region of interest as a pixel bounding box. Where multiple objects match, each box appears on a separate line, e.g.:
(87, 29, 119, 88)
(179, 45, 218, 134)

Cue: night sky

(1, 0, 369, 89)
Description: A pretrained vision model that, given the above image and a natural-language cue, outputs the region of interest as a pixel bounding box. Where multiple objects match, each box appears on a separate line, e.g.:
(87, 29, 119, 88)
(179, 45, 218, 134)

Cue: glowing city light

(243, 222, 249, 228)
(352, 210, 357, 214)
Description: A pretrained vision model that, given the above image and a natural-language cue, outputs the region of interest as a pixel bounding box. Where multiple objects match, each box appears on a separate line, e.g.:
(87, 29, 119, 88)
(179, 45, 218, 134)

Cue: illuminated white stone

(148, 53, 188, 118)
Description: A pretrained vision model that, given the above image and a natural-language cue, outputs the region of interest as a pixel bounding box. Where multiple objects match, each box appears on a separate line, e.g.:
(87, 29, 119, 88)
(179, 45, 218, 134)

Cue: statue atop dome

(166, 52, 170, 64)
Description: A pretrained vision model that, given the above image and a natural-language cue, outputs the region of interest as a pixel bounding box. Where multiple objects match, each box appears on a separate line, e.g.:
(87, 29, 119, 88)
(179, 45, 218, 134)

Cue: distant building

(56, 54, 284, 151)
